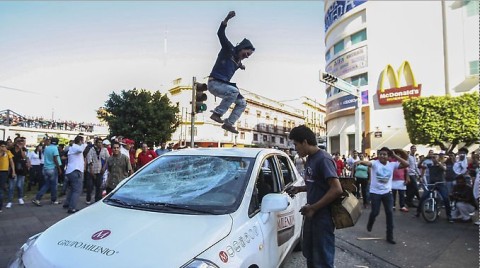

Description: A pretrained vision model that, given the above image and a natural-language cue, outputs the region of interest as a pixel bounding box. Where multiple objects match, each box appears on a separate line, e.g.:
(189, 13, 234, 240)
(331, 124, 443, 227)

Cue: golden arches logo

(377, 61, 422, 105)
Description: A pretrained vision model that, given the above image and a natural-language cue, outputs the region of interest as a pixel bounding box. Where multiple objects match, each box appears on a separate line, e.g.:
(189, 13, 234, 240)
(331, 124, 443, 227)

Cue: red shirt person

(334, 153, 345, 177)
(136, 143, 157, 169)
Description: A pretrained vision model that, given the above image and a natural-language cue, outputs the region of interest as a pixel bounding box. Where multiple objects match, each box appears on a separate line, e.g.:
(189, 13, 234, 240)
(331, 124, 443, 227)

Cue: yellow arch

(397, 61, 417, 88)
(379, 64, 399, 92)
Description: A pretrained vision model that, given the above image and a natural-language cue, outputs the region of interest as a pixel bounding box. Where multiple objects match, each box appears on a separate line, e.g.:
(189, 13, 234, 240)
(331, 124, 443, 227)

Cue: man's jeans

(208, 79, 247, 126)
(36, 168, 58, 202)
(0, 171, 8, 208)
(86, 173, 103, 202)
(368, 192, 394, 240)
(406, 174, 420, 204)
(8, 175, 25, 202)
(65, 170, 84, 210)
(303, 214, 335, 268)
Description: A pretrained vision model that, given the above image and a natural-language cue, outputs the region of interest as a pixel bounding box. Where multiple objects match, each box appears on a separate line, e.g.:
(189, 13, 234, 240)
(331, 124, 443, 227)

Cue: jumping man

(208, 11, 255, 134)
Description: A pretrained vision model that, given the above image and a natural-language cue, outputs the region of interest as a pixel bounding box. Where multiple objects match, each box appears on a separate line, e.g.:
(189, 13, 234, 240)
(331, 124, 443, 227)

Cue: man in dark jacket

(208, 11, 255, 134)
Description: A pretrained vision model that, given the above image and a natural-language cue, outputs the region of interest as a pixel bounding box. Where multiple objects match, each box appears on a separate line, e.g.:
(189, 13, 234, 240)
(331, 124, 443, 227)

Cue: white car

(9, 148, 306, 268)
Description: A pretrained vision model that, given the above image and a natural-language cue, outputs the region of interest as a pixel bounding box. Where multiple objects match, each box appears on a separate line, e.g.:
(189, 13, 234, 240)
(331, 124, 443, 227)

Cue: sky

(0, 1, 325, 123)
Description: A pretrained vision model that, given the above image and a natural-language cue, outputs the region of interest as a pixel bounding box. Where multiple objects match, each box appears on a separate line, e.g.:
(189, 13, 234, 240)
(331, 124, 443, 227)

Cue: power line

(0, 85, 59, 99)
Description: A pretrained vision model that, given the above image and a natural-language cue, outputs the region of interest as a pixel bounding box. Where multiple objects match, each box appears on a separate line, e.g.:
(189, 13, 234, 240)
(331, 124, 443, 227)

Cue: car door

(252, 154, 297, 266)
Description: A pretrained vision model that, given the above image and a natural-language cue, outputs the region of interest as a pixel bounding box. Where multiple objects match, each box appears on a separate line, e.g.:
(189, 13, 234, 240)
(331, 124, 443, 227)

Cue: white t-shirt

(65, 143, 87, 174)
(28, 150, 44, 166)
(369, 160, 400, 195)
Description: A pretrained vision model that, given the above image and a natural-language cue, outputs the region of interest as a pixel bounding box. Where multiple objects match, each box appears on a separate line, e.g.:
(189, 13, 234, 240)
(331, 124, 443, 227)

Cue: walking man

(208, 11, 255, 134)
(32, 137, 62, 206)
(355, 147, 409, 244)
(103, 142, 132, 194)
(63, 135, 87, 213)
(406, 145, 421, 207)
(285, 125, 343, 268)
(86, 138, 109, 203)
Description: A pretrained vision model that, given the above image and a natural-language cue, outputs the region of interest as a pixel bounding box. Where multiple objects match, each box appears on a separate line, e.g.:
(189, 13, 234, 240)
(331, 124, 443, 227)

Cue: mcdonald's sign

(377, 61, 422, 105)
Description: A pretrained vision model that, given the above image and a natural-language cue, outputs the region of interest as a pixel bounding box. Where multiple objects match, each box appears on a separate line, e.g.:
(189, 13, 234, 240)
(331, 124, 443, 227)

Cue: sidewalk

(0, 191, 90, 267)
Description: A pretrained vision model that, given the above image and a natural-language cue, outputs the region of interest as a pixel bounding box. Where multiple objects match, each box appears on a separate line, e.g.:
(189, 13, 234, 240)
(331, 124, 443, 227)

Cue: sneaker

(67, 209, 78, 214)
(18, 198, 25, 205)
(31, 199, 42, 207)
(5, 202, 12, 209)
(85, 201, 91, 205)
(448, 217, 455, 223)
(210, 113, 224, 124)
(400, 207, 409, 212)
(474, 221, 480, 225)
(221, 123, 239, 134)
(51, 201, 61, 205)
(387, 238, 396, 244)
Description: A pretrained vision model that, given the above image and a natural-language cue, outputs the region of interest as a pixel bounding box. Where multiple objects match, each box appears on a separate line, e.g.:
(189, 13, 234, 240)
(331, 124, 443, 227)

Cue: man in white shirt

(406, 145, 421, 207)
(346, 150, 359, 176)
(64, 135, 87, 214)
(454, 147, 470, 185)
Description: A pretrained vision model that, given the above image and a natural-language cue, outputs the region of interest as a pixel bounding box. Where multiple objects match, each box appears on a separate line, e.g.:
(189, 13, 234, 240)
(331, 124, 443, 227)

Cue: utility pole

(319, 71, 362, 152)
(190, 77, 196, 148)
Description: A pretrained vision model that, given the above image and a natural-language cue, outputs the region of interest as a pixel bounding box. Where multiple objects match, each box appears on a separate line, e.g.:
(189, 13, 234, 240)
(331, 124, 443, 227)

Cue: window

(334, 40, 344, 55)
(263, 135, 268, 142)
(469, 60, 479, 76)
(253, 134, 258, 141)
(240, 132, 245, 140)
(350, 73, 368, 86)
(280, 137, 284, 144)
(351, 29, 367, 45)
(271, 136, 276, 143)
(256, 110, 261, 118)
(325, 50, 331, 61)
(249, 157, 280, 216)
(277, 155, 295, 187)
(188, 127, 197, 136)
(466, 0, 479, 17)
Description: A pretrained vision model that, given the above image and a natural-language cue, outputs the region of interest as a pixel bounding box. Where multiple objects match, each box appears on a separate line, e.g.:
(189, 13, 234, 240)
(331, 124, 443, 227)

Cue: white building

(323, 0, 479, 156)
(167, 78, 326, 149)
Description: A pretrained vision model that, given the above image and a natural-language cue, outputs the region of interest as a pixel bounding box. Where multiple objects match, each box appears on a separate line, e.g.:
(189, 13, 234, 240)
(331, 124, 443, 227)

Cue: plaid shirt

(86, 146, 109, 174)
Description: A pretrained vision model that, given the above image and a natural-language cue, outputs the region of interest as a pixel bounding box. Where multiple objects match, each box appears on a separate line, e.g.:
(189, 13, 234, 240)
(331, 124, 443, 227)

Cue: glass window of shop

(350, 73, 368, 86)
(325, 49, 331, 61)
(334, 40, 344, 55)
(351, 29, 367, 45)
(466, 0, 479, 17)
(469, 60, 479, 76)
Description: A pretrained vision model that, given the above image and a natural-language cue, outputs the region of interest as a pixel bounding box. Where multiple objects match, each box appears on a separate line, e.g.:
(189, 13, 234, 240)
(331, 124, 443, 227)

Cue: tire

(421, 198, 438, 222)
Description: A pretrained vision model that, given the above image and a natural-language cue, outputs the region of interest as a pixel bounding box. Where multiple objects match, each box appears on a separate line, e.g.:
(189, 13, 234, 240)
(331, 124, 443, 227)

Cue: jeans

(392, 189, 406, 208)
(406, 174, 420, 204)
(29, 165, 44, 191)
(208, 79, 247, 126)
(416, 183, 451, 218)
(8, 175, 25, 202)
(86, 173, 104, 202)
(36, 168, 58, 202)
(65, 170, 84, 210)
(355, 178, 369, 205)
(445, 181, 455, 195)
(0, 171, 8, 208)
(368, 192, 394, 240)
(303, 214, 335, 268)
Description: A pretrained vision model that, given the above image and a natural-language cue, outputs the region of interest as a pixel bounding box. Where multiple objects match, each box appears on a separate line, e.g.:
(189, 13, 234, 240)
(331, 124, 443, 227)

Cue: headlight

(182, 258, 219, 268)
(7, 233, 42, 268)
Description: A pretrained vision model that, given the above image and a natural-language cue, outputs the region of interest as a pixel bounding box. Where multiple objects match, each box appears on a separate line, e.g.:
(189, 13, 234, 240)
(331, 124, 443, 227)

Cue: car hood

(23, 203, 233, 268)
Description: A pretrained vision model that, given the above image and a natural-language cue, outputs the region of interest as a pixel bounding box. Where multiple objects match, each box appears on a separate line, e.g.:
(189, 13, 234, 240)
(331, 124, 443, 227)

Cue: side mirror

(261, 194, 289, 213)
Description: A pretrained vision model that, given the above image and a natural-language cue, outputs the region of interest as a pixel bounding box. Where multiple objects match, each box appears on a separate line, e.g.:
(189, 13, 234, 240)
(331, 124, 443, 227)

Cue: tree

(403, 92, 479, 153)
(97, 88, 180, 146)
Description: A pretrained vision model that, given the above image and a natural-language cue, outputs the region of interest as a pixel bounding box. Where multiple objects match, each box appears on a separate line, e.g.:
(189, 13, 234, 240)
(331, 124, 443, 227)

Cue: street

(1, 192, 478, 268)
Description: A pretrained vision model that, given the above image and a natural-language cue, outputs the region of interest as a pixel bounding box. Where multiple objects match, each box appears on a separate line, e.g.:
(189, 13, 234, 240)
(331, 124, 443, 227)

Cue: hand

(226, 11, 236, 20)
(285, 186, 299, 197)
(299, 204, 315, 218)
(239, 64, 245, 70)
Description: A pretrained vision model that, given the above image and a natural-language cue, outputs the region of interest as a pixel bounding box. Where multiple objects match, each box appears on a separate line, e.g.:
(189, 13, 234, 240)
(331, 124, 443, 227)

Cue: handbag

(331, 190, 362, 229)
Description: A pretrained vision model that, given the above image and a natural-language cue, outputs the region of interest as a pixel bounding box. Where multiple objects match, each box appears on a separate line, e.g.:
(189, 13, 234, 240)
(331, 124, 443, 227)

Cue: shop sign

(374, 131, 382, 138)
(377, 61, 422, 105)
(325, 0, 367, 32)
(326, 90, 369, 114)
(326, 46, 367, 77)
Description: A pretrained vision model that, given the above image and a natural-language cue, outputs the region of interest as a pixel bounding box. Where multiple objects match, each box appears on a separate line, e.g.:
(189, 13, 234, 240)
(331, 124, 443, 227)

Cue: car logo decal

(219, 251, 229, 263)
(91, 230, 111, 240)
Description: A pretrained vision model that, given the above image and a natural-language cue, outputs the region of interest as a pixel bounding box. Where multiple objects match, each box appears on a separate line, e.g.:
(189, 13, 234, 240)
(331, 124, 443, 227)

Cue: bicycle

(420, 182, 445, 222)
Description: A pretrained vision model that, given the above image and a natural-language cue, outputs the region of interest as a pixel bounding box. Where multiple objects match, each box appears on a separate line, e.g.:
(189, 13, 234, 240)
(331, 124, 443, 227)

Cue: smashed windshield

(108, 155, 254, 214)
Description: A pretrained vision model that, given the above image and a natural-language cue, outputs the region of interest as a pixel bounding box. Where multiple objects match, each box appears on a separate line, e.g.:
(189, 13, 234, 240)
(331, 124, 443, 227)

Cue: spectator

(333, 153, 345, 177)
(0, 140, 15, 212)
(136, 143, 157, 170)
(6, 137, 29, 208)
(450, 175, 477, 223)
(63, 135, 88, 213)
(27, 144, 44, 191)
(155, 142, 169, 157)
(86, 138, 109, 204)
(32, 137, 62, 206)
(103, 142, 132, 194)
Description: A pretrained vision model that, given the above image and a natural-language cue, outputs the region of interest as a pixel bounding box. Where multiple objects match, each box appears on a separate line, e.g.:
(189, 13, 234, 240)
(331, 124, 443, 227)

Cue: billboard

(377, 61, 422, 105)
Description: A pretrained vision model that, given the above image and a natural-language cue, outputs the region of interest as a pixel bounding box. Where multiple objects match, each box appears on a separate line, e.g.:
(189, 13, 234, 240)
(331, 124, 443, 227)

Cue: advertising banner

(326, 90, 369, 114)
(325, 0, 367, 32)
(377, 61, 422, 105)
(326, 46, 367, 77)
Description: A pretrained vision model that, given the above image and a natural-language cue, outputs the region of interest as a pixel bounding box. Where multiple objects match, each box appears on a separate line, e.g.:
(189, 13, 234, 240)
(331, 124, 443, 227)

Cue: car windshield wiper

(105, 198, 131, 207)
(132, 202, 218, 215)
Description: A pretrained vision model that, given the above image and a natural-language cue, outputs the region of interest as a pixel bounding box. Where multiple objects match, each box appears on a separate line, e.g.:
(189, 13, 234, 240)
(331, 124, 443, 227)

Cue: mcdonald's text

(377, 84, 422, 105)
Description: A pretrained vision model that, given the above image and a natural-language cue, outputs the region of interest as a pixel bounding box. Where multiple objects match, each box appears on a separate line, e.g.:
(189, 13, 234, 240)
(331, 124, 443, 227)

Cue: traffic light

(194, 82, 208, 113)
(319, 71, 338, 85)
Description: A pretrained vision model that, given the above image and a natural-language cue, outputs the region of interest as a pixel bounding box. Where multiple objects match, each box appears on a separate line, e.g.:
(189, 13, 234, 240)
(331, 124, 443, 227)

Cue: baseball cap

(102, 139, 111, 145)
(123, 138, 135, 145)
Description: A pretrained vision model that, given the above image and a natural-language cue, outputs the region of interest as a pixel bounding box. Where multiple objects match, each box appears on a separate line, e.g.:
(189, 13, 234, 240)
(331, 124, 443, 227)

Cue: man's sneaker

(51, 201, 61, 205)
(5, 202, 12, 209)
(67, 209, 78, 214)
(400, 207, 409, 212)
(210, 113, 224, 124)
(222, 123, 239, 134)
(32, 199, 42, 207)
(18, 198, 25, 205)
(86, 201, 91, 205)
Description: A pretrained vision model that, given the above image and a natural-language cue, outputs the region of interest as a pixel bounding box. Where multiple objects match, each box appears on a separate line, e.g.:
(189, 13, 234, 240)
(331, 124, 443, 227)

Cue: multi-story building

(167, 78, 326, 149)
(323, 0, 479, 156)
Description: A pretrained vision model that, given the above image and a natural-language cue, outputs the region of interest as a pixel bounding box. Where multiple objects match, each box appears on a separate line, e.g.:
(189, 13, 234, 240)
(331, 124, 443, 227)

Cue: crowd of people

(0, 135, 173, 213)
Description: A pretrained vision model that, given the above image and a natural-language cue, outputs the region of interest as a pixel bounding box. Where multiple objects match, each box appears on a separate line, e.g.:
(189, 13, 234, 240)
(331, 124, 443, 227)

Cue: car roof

(164, 148, 287, 158)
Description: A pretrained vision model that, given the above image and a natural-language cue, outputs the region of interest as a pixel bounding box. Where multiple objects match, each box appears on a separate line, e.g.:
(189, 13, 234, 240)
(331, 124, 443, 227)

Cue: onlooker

(32, 137, 62, 206)
(333, 153, 345, 177)
(57, 144, 67, 187)
(6, 137, 29, 208)
(346, 150, 360, 176)
(285, 125, 343, 268)
(444, 152, 457, 195)
(390, 153, 409, 212)
(454, 147, 470, 185)
(103, 142, 132, 194)
(0, 140, 15, 212)
(63, 135, 87, 213)
(355, 147, 409, 244)
(353, 153, 370, 208)
(136, 143, 157, 170)
(27, 144, 44, 191)
(155, 142, 168, 157)
(86, 138, 109, 204)
(450, 175, 477, 223)
(406, 145, 421, 208)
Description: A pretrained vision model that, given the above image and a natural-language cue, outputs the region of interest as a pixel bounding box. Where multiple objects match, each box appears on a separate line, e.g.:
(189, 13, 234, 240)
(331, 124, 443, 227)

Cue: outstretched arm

(218, 11, 235, 49)
(222, 11, 235, 25)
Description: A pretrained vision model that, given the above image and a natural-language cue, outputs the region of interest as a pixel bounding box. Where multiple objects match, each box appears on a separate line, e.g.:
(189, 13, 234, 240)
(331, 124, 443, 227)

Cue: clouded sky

(0, 1, 325, 123)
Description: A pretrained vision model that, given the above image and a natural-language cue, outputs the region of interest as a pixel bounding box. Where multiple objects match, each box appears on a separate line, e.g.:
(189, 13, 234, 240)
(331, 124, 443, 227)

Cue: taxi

(9, 148, 306, 268)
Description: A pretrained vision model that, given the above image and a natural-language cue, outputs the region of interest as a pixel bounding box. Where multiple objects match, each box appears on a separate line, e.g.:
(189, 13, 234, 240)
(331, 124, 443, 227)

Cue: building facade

(167, 78, 326, 149)
(324, 0, 479, 156)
